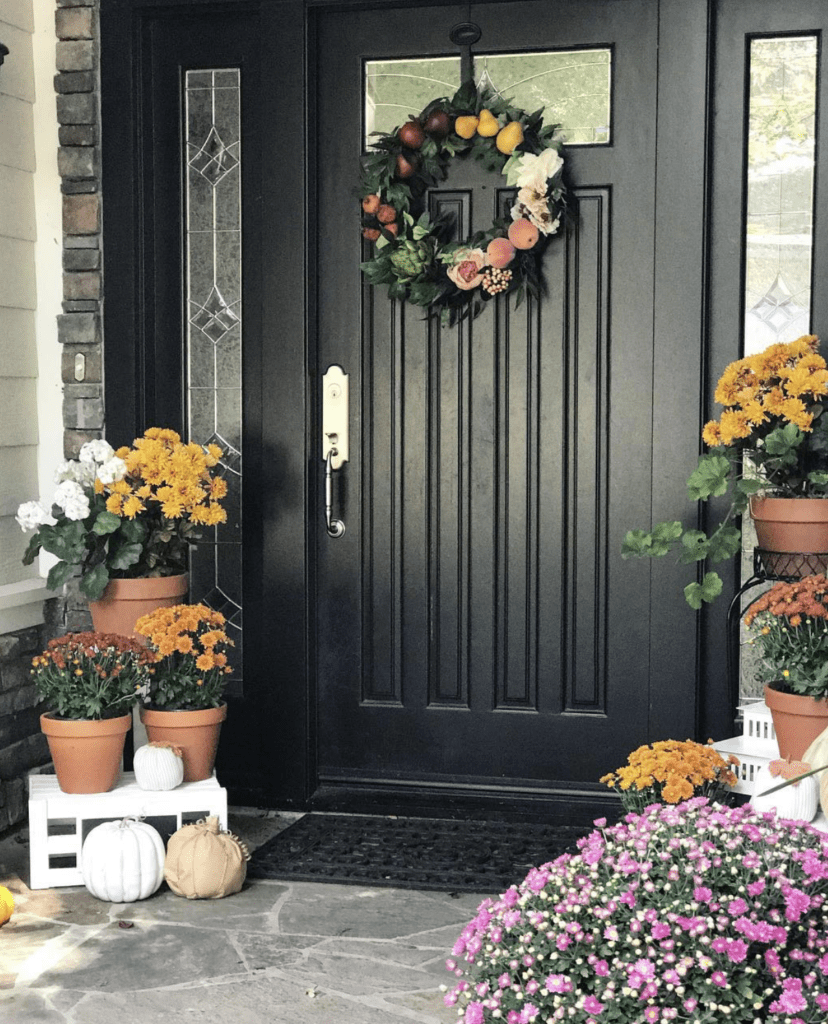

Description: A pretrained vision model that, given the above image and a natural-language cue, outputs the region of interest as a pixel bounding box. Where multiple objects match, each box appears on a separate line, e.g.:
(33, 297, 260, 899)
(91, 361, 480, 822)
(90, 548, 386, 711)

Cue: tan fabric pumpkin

(803, 725, 828, 818)
(164, 816, 249, 899)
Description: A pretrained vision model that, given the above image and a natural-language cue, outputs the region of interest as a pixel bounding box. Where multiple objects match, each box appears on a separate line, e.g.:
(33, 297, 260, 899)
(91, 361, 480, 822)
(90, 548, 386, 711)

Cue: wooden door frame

(101, 0, 732, 814)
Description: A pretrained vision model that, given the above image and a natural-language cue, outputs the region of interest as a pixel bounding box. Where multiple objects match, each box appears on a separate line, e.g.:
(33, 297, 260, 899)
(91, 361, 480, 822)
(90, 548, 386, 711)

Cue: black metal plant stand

(726, 549, 828, 719)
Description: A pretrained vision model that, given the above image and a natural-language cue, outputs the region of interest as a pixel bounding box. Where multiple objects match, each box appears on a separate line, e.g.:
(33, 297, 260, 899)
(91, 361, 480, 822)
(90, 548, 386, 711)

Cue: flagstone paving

(0, 810, 488, 1023)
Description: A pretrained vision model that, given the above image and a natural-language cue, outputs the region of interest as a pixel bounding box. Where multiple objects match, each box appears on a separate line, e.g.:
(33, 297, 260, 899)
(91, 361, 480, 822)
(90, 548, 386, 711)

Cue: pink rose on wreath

(447, 248, 487, 290)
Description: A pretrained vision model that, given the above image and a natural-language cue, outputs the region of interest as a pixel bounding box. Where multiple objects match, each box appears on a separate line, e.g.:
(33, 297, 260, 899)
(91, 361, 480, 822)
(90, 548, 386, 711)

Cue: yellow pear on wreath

(454, 115, 479, 139)
(496, 121, 524, 155)
(477, 109, 500, 136)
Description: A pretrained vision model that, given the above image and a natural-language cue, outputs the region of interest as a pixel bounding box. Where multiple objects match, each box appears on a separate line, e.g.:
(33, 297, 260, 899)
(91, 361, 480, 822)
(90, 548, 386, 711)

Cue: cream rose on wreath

(446, 248, 487, 291)
(515, 147, 564, 189)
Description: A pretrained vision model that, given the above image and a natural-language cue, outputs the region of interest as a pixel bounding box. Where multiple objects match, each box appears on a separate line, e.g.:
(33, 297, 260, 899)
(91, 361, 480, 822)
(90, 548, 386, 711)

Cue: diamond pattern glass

(185, 69, 243, 693)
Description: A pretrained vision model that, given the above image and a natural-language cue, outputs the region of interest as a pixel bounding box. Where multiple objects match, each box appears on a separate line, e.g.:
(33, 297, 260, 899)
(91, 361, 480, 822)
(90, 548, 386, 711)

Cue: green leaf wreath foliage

(359, 81, 569, 326)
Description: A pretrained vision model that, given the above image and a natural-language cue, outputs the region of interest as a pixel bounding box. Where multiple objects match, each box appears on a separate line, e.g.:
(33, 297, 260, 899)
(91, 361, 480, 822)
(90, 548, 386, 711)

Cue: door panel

(315, 0, 663, 801)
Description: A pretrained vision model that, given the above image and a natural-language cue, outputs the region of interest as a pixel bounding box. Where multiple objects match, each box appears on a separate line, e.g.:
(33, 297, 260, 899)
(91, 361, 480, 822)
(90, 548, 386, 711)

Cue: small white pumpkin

(134, 741, 185, 791)
(82, 817, 166, 902)
(803, 725, 828, 819)
(751, 762, 819, 822)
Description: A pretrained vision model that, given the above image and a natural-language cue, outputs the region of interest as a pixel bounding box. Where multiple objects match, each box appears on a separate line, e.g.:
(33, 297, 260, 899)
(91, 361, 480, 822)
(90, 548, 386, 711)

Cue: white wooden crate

(28, 772, 227, 890)
(713, 735, 774, 795)
(740, 699, 777, 754)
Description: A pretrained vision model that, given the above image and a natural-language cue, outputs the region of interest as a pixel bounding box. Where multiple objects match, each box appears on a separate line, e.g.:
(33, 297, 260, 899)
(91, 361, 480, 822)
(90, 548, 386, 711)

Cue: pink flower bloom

(583, 996, 604, 1014)
(545, 974, 572, 993)
(727, 897, 748, 916)
(769, 977, 808, 1014)
(465, 1002, 485, 1024)
(711, 971, 727, 988)
(693, 886, 712, 903)
(726, 939, 748, 963)
(683, 998, 698, 1013)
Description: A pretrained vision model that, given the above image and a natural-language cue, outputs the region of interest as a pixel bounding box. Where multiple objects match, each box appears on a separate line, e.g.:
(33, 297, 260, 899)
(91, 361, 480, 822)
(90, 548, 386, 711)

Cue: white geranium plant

(16, 439, 133, 600)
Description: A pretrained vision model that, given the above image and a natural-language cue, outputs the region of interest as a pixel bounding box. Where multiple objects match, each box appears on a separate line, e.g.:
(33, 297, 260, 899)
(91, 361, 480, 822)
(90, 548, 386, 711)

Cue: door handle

(324, 446, 345, 538)
(322, 365, 348, 538)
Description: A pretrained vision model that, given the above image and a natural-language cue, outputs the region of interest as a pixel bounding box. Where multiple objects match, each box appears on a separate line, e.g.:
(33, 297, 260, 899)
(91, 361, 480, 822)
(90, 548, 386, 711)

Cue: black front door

(312, 0, 680, 816)
(102, 0, 718, 812)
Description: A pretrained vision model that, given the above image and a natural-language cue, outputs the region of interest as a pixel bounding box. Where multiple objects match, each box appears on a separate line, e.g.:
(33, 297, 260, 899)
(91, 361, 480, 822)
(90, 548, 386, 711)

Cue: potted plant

(32, 631, 154, 793)
(16, 429, 227, 635)
(623, 334, 828, 607)
(599, 737, 739, 812)
(743, 573, 828, 759)
(443, 798, 828, 1024)
(134, 603, 233, 781)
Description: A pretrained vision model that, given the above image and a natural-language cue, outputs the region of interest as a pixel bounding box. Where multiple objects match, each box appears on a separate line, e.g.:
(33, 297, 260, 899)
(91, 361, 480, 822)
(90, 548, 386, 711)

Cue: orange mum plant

(744, 573, 828, 699)
(600, 739, 739, 813)
(135, 603, 233, 711)
(623, 335, 828, 607)
(31, 632, 154, 720)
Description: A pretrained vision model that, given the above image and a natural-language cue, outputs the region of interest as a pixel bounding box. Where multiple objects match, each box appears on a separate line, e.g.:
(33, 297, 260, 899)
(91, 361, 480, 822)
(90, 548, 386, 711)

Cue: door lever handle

(325, 446, 346, 538)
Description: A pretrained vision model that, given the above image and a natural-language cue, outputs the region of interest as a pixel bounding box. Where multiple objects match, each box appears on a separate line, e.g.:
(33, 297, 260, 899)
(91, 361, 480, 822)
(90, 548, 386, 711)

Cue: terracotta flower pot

(139, 704, 227, 782)
(763, 683, 828, 761)
(40, 712, 131, 794)
(750, 497, 828, 575)
(89, 574, 189, 639)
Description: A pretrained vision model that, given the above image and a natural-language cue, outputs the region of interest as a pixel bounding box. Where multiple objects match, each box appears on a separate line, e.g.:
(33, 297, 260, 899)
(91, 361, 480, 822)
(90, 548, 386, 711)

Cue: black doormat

(247, 813, 593, 894)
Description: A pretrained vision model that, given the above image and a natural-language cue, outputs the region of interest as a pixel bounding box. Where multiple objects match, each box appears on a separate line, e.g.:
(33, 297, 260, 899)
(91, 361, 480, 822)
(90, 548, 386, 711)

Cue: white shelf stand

(28, 772, 227, 889)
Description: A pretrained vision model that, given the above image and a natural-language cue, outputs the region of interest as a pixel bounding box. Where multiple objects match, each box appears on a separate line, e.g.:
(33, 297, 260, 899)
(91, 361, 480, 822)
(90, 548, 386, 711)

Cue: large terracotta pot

(40, 712, 131, 793)
(764, 683, 828, 761)
(750, 497, 828, 575)
(89, 574, 189, 639)
(139, 704, 227, 782)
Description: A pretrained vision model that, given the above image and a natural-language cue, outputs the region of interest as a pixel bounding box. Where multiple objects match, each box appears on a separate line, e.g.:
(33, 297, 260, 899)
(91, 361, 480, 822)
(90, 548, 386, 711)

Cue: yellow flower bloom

(122, 495, 145, 519)
(106, 494, 123, 515)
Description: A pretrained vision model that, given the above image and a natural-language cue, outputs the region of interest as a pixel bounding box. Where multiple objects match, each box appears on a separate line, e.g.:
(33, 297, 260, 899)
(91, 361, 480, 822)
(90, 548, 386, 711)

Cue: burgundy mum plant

(444, 799, 828, 1024)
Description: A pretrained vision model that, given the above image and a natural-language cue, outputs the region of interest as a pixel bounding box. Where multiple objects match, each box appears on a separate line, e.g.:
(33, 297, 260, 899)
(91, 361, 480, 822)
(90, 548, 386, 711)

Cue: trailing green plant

(622, 335, 828, 608)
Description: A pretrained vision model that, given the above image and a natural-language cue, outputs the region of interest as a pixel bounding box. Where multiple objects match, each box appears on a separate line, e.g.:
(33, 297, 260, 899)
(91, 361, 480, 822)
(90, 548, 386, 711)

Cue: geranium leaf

(92, 511, 122, 535)
(79, 563, 109, 600)
(687, 455, 731, 500)
(684, 572, 723, 609)
(46, 560, 74, 590)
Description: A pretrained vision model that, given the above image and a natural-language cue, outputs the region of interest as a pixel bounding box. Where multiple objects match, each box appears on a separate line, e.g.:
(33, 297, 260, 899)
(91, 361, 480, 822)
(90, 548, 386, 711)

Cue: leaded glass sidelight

(744, 36, 817, 356)
(185, 69, 243, 693)
(364, 49, 611, 147)
(739, 37, 818, 701)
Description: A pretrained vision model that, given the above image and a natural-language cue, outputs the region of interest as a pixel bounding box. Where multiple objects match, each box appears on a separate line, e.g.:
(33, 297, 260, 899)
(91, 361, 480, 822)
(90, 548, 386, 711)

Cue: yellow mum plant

(135, 603, 233, 711)
(17, 427, 227, 602)
(623, 335, 828, 607)
(600, 738, 739, 813)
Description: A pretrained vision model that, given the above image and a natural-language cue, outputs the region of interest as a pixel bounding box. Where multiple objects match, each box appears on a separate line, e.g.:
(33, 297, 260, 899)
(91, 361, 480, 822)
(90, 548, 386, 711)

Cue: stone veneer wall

(55, 0, 102, 639)
(0, 0, 102, 833)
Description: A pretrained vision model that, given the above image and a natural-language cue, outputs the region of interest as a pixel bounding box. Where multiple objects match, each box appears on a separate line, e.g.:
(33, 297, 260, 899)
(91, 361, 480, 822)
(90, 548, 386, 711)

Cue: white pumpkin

(751, 763, 819, 822)
(82, 817, 166, 902)
(134, 741, 184, 791)
(803, 726, 828, 819)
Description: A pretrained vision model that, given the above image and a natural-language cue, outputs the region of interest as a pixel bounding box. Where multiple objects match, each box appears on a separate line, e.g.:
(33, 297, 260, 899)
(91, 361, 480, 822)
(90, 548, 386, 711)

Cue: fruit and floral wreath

(359, 81, 568, 325)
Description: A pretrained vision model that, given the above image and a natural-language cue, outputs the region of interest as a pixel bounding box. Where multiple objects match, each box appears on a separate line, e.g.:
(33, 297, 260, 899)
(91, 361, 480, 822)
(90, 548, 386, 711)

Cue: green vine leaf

(684, 572, 723, 610)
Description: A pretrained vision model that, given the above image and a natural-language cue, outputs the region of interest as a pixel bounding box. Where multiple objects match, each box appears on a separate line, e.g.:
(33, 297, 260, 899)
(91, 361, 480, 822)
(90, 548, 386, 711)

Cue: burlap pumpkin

(164, 816, 249, 899)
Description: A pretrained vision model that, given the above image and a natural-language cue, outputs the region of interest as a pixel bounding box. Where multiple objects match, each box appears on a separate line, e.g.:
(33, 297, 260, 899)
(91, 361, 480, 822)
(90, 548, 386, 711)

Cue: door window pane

(184, 68, 244, 692)
(366, 57, 462, 140)
(475, 50, 611, 144)
(364, 49, 611, 146)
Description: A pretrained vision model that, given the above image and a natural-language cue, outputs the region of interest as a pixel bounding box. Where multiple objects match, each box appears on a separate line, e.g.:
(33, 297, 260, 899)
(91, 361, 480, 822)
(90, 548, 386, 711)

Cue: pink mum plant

(444, 799, 828, 1023)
